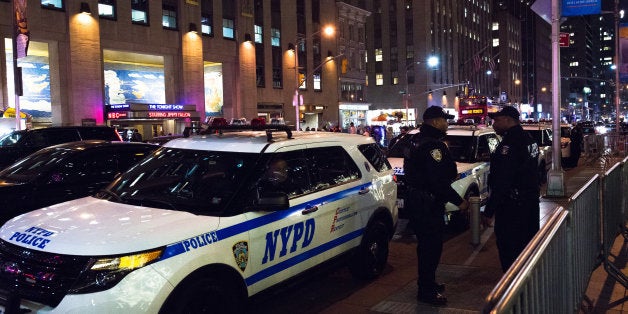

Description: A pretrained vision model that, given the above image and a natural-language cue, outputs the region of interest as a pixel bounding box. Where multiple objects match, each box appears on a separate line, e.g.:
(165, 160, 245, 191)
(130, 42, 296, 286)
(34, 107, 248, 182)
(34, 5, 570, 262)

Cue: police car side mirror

(256, 191, 289, 211)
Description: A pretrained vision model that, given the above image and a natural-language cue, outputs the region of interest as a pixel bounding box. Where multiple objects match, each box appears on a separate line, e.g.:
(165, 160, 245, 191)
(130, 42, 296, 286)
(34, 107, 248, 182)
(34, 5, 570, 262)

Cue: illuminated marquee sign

(148, 112, 192, 118)
(107, 112, 129, 119)
(148, 104, 185, 110)
(461, 109, 485, 115)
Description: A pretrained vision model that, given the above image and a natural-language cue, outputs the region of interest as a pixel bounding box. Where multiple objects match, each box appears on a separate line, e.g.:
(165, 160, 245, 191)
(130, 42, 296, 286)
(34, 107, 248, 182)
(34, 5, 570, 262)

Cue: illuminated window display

(204, 62, 224, 116)
(103, 50, 165, 105)
(3, 39, 52, 122)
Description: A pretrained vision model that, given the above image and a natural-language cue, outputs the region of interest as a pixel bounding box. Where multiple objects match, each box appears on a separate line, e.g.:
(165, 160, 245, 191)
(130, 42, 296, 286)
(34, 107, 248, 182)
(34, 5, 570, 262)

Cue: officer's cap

(423, 106, 454, 120)
(488, 106, 520, 120)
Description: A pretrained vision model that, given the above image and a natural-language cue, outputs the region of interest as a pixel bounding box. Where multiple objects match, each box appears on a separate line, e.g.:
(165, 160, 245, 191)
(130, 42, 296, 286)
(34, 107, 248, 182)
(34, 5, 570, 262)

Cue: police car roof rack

(185, 124, 293, 141)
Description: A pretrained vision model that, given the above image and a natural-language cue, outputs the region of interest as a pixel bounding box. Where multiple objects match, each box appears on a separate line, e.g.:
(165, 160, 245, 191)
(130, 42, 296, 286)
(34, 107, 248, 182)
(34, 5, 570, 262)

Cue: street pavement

(318, 155, 627, 313)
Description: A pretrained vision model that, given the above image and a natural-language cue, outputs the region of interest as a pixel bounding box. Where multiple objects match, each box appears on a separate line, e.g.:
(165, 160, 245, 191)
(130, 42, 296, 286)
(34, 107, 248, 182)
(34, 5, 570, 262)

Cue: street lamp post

(291, 26, 334, 131)
(403, 56, 439, 125)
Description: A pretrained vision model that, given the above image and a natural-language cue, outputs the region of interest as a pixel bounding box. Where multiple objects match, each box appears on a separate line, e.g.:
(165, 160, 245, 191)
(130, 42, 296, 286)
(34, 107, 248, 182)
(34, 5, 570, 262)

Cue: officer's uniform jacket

(484, 124, 540, 219)
(403, 124, 464, 207)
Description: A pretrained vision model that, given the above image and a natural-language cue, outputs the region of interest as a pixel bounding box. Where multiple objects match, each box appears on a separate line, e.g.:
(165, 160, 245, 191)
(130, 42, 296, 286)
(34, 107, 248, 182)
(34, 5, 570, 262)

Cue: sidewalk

(321, 156, 627, 313)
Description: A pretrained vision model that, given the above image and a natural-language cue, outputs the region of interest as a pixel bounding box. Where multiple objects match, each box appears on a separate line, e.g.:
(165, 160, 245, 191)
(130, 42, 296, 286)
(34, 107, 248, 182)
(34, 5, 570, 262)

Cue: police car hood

(0, 197, 220, 255)
(388, 156, 477, 176)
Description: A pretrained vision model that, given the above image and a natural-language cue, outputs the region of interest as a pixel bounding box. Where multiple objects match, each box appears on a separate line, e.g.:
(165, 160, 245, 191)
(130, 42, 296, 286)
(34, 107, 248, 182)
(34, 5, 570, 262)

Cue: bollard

(470, 196, 481, 246)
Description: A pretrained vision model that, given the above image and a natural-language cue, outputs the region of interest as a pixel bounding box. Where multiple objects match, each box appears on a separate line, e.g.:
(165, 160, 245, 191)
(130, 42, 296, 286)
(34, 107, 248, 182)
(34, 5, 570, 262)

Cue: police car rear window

(358, 143, 391, 172)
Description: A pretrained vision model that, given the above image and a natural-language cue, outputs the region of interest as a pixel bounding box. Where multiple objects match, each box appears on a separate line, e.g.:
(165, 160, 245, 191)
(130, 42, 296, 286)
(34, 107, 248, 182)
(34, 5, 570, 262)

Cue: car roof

(164, 129, 376, 153)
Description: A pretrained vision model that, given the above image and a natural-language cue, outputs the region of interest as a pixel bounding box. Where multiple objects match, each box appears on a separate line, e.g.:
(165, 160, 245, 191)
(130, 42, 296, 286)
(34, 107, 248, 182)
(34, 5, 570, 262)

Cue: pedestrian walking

(389, 125, 409, 149)
(568, 124, 583, 168)
(349, 122, 357, 134)
(482, 106, 540, 272)
(404, 106, 469, 306)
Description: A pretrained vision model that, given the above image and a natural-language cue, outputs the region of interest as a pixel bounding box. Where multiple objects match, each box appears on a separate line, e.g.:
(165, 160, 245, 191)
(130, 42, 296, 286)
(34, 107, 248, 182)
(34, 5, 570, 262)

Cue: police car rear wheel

(349, 220, 389, 280)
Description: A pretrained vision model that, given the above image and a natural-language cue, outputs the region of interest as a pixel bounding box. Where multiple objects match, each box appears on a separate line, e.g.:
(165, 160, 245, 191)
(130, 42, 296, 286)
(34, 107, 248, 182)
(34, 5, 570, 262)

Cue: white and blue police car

(387, 124, 499, 230)
(0, 125, 397, 313)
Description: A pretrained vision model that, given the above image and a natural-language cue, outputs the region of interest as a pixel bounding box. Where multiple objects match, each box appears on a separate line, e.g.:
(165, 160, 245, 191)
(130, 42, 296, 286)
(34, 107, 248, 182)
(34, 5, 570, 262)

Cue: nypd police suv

(0, 125, 397, 313)
(388, 124, 499, 230)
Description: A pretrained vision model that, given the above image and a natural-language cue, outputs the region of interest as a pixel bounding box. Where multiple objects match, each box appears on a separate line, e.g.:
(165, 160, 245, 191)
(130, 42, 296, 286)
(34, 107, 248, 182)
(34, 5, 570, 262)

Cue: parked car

(0, 125, 397, 313)
(387, 124, 499, 230)
(0, 140, 157, 225)
(0, 126, 122, 169)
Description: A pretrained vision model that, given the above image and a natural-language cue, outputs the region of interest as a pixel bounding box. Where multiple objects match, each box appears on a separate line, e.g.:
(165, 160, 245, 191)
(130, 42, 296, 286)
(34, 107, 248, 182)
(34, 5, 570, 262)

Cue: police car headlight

(69, 248, 163, 294)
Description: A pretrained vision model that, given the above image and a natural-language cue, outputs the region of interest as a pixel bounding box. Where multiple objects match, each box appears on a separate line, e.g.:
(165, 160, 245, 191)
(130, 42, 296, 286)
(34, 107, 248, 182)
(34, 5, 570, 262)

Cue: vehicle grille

(0, 239, 91, 307)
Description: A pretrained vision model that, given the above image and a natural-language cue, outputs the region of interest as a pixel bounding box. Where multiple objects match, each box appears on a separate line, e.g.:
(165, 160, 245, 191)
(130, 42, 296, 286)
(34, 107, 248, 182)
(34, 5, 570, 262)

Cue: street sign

(559, 32, 570, 47)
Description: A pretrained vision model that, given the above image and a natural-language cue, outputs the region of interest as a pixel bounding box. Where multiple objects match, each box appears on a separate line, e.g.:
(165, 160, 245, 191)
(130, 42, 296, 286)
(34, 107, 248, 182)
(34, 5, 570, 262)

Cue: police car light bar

(184, 124, 293, 141)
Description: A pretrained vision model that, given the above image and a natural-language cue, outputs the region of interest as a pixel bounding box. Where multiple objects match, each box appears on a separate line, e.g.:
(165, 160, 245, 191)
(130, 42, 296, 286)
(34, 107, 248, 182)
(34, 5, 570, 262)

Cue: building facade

(363, 0, 494, 125)
(0, 0, 363, 138)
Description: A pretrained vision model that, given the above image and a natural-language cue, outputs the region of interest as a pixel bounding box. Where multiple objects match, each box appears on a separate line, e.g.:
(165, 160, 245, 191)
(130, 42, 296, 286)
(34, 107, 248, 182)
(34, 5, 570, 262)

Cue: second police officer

(483, 106, 540, 272)
(404, 106, 469, 306)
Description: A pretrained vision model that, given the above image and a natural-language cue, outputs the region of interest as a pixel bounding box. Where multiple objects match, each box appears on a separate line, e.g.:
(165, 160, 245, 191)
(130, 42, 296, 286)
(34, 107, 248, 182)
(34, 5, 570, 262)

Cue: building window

(201, 15, 213, 36)
(223, 19, 235, 39)
(162, 5, 177, 30)
(376, 73, 384, 85)
(254, 25, 263, 44)
(201, 0, 213, 36)
(41, 0, 63, 9)
(375, 48, 383, 62)
(313, 73, 321, 90)
(98, 0, 116, 19)
(271, 28, 281, 47)
(131, 0, 149, 25)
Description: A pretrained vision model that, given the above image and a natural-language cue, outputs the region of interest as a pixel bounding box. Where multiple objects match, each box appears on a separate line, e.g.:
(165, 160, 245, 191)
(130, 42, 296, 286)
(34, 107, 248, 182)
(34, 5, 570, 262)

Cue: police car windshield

(103, 147, 258, 215)
(443, 135, 475, 162)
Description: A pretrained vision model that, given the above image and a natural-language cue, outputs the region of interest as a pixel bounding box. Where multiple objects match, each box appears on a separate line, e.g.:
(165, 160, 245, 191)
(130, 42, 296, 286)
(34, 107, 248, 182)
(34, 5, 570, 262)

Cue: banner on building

(14, 0, 30, 59)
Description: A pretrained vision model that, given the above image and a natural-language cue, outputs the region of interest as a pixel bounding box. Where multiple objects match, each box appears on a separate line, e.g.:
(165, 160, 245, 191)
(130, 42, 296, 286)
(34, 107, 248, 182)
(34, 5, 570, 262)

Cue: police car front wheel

(159, 269, 247, 314)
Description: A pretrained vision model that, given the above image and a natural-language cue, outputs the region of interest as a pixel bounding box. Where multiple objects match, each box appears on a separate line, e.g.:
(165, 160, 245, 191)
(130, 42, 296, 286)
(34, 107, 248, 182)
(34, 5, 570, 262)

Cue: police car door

(245, 146, 321, 295)
(303, 144, 365, 261)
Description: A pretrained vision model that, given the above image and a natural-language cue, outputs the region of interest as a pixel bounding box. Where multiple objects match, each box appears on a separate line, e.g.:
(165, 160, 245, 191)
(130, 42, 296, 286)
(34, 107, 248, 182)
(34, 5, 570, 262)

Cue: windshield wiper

(96, 189, 122, 202)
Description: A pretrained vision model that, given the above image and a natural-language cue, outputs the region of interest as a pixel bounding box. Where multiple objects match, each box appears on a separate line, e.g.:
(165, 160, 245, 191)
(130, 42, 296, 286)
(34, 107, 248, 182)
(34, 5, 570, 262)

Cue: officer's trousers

(407, 190, 446, 294)
(494, 200, 540, 272)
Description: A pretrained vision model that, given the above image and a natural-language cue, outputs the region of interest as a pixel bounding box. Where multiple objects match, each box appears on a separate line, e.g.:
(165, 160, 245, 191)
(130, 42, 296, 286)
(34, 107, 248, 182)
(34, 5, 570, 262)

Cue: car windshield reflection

(100, 148, 258, 215)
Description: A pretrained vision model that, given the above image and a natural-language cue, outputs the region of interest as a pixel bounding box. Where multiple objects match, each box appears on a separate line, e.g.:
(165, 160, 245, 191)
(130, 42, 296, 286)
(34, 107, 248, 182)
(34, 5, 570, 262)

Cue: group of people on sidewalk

(403, 105, 540, 306)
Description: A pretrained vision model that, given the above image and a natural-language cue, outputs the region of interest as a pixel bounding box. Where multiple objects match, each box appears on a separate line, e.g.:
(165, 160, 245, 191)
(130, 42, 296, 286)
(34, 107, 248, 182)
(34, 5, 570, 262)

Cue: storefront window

(3, 39, 52, 125)
(103, 50, 165, 105)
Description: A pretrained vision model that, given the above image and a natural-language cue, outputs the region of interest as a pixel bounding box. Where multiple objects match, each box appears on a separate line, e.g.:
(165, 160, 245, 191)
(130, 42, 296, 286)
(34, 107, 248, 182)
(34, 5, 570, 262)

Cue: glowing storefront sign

(107, 112, 129, 119)
(148, 112, 192, 118)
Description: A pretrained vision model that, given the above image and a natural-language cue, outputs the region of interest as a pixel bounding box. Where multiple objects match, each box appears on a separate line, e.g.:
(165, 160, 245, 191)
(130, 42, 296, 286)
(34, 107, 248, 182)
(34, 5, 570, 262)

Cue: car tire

(160, 270, 246, 314)
(349, 220, 390, 280)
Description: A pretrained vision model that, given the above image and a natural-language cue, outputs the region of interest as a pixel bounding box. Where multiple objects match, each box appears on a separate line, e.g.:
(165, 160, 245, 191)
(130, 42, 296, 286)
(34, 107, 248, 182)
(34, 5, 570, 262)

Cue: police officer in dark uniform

(483, 106, 540, 272)
(404, 106, 469, 306)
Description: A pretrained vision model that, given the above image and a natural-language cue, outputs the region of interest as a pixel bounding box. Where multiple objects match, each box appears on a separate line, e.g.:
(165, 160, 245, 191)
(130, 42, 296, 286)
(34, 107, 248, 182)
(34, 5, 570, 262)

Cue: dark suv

(0, 126, 122, 169)
(0, 140, 157, 225)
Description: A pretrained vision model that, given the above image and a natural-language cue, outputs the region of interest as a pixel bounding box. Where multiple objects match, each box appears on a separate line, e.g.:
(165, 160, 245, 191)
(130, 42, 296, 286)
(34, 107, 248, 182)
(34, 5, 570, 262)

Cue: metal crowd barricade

(601, 158, 628, 289)
(483, 175, 603, 313)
